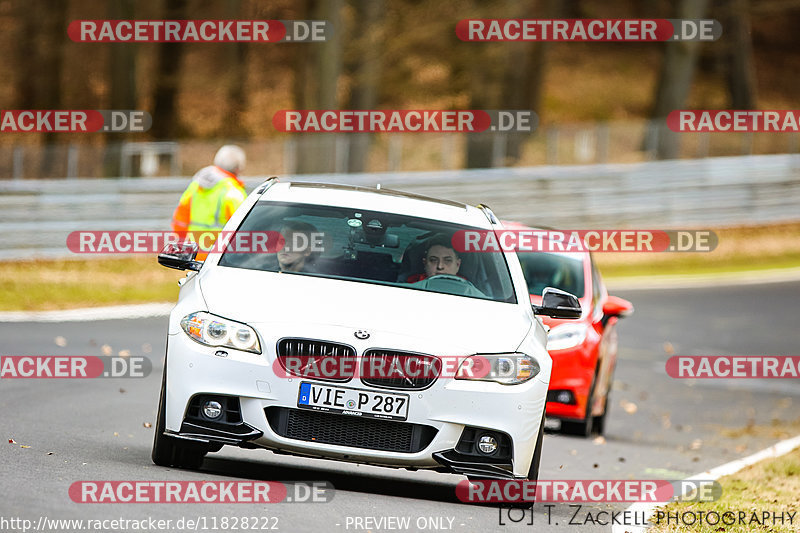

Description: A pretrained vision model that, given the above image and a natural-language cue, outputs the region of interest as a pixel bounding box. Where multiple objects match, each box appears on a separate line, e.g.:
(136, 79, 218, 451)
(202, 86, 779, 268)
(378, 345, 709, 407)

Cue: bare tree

(502, 0, 554, 163)
(717, 0, 757, 109)
(463, 0, 556, 168)
(464, 0, 506, 169)
(104, 0, 138, 176)
(221, 0, 249, 137)
(13, 0, 38, 110)
(151, 0, 188, 139)
(345, 0, 384, 173)
(37, 0, 68, 176)
(293, 0, 344, 174)
(650, 0, 711, 159)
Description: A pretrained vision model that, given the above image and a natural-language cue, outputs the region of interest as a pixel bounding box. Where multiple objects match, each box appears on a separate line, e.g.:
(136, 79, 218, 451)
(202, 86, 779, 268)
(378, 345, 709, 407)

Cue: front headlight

(547, 323, 588, 351)
(455, 353, 540, 385)
(180, 312, 261, 354)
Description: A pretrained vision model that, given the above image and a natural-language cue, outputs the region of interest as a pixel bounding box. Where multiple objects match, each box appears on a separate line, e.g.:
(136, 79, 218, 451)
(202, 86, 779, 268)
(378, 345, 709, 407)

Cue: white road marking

(612, 433, 800, 532)
(2, 268, 798, 323)
(0, 303, 173, 323)
(605, 266, 800, 291)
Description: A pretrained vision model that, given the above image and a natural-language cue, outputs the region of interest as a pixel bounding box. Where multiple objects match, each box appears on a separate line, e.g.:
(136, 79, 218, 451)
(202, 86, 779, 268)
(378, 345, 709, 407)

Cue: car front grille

(265, 407, 437, 453)
(276, 338, 356, 383)
(360, 349, 440, 390)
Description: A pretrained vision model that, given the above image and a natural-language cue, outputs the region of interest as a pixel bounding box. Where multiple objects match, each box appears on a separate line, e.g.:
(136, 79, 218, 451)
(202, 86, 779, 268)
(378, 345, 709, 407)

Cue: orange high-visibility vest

(171, 168, 246, 236)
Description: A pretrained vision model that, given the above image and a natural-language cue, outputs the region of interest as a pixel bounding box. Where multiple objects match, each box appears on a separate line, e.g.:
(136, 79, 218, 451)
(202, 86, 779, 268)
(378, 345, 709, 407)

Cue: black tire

(592, 362, 616, 436)
(592, 390, 610, 436)
(151, 361, 207, 469)
(560, 379, 596, 438)
(527, 409, 546, 483)
(503, 409, 546, 510)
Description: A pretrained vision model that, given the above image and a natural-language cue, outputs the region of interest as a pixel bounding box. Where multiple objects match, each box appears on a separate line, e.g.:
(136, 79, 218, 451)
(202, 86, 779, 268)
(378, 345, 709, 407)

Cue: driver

(277, 220, 319, 273)
(407, 236, 463, 282)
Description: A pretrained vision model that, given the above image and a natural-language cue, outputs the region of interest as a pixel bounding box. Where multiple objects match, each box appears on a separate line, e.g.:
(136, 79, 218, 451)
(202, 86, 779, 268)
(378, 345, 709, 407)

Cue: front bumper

(164, 331, 548, 478)
(545, 344, 595, 420)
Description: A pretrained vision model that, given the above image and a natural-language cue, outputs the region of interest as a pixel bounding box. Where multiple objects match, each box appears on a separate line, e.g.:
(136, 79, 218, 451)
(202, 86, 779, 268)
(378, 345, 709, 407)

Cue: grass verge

(0, 256, 180, 311)
(648, 444, 800, 532)
(593, 221, 800, 279)
(1, 222, 799, 311)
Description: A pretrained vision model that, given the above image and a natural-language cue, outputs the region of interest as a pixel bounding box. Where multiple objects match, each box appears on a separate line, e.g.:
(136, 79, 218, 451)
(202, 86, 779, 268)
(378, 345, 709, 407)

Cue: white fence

(0, 154, 798, 260)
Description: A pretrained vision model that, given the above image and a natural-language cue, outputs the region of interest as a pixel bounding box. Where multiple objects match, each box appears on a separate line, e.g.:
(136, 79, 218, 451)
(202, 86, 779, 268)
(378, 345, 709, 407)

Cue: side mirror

(602, 295, 634, 319)
(533, 287, 582, 319)
(158, 242, 202, 271)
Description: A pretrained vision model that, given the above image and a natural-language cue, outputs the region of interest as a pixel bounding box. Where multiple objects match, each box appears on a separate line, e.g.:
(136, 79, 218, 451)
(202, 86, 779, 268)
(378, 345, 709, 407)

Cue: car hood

(198, 266, 532, 354)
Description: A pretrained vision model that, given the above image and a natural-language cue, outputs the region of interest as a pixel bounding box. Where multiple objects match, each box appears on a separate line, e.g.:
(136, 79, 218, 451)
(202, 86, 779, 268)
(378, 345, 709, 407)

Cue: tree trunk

(346, 0, 383, 173)
(105, 0, 138, 176)
(503, 0, 553, 162)
(293, 0, 344, 174)
(14, 0, 37, 110)
(649, 0, 711, 159)
(719, 0, 757, 109)
(222, 0, 249, 137)
(151, 0, 187, 139)
(465, 65, 495, 169)
(37, 0, 68, 177)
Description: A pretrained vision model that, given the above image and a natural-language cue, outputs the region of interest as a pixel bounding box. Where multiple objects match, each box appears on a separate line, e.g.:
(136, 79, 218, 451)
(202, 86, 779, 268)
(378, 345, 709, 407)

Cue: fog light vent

(547, 389, 576, 405)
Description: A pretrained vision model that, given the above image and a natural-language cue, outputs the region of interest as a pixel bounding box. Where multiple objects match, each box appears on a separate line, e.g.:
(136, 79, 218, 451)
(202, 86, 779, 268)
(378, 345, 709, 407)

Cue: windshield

(517, 252, 585, 298)
(218, 201, 517, 303)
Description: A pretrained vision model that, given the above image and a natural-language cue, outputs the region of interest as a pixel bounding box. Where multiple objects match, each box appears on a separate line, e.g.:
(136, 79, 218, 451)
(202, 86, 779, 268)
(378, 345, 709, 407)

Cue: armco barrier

(0, 154, 798, 260)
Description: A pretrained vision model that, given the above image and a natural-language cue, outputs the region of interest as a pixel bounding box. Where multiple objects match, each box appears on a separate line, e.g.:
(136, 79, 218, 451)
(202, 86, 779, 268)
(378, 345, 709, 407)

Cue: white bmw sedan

(152, 179, 580, 483)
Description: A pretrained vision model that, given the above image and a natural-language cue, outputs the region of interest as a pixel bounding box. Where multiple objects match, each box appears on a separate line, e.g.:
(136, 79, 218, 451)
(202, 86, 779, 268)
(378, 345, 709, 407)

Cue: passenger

(407, 236, 463, 282)
(277, 221, 320, 273)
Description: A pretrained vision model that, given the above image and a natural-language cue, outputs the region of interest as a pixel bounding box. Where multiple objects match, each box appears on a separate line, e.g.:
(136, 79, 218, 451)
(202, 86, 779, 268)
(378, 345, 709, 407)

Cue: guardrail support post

(12, 146, 24, 180)
(67, 144, 79, 179)
(388, 135, 402, 171)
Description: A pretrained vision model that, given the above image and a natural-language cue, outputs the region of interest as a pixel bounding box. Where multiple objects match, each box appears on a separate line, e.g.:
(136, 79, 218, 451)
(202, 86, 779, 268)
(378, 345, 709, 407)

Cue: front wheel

(511, 409, 547, 509)
(592, 362, 616, 436)
(151, 363, 207, 469)
(592, 391, 610, 436)
(527, 409, 546, 482)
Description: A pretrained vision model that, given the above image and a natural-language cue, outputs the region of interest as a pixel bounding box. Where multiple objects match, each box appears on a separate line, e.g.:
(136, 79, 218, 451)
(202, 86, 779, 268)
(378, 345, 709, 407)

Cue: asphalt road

(1, 280, 799, 533)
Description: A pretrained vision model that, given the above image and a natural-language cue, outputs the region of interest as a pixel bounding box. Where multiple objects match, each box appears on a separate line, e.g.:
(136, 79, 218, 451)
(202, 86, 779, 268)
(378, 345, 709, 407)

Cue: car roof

(258, 180, 494, 228)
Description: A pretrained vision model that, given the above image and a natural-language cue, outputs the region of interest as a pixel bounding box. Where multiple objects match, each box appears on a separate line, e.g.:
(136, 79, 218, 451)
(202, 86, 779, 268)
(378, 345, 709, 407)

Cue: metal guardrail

(0, 154, 798, 260)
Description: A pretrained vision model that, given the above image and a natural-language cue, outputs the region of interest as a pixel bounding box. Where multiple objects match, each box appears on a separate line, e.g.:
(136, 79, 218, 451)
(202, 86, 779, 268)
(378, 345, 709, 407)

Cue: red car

(505, 223, 633, 437)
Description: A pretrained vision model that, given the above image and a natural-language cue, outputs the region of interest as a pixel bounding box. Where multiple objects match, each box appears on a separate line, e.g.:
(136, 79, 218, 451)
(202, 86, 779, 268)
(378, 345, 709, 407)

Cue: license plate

(297, 382, 409, 421)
